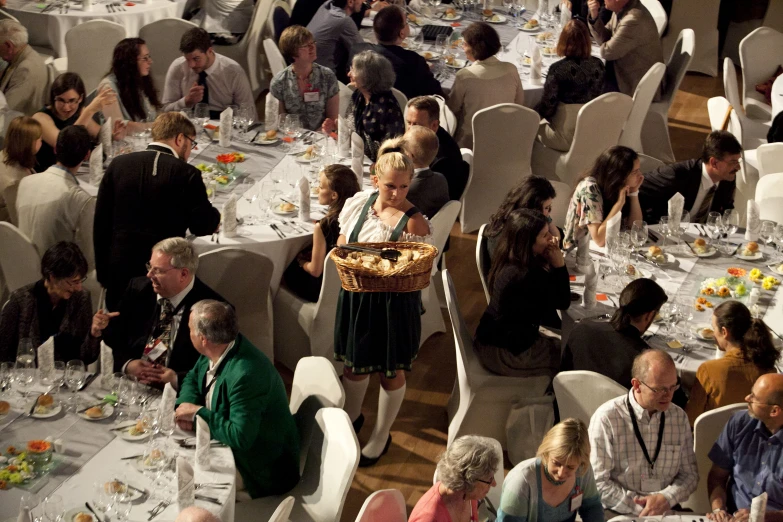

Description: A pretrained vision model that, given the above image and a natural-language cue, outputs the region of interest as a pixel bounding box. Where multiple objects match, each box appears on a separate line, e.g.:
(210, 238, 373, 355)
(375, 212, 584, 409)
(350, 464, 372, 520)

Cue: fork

(148, 499, 171, 521)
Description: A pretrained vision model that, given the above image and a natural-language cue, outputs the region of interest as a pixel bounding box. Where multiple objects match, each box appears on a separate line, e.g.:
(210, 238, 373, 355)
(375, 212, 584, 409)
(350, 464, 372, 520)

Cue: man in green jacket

(175, 300, 299, 498)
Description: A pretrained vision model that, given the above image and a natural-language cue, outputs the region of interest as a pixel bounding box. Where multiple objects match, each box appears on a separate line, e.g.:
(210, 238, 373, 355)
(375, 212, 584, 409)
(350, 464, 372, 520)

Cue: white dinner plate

(693, 324, 716, 342)
(485, 13, 507, 23)
(442, 13, 462, 21)
(626, 266, 652, 280)
(541, 49, 557, 57)
(102, 480, 144, 501)
(30, 403, 62, 419)
(254, 137, 279, 146)
(520, 24, 541, 32)
(645, 252, 676, 266)
(77, 404, 114, 421)
(692, 246, 718, 257)
(272, 203, 298, 216)
(735, 251, 763, 261)
(445, 59, 468, 69)
(63, 508, 97, 522)
(773, 264, 783, 276)
(418, 51, 441, 61)
(294, 154, 315, 164)
(117, 424, 152, 442)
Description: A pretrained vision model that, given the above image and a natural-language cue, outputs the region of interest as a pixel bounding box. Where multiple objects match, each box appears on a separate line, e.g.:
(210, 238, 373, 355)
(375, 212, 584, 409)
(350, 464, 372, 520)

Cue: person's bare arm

(32, 111, 60, 148)
(707, 465, 732, 514)
(302, 224, 328, 278)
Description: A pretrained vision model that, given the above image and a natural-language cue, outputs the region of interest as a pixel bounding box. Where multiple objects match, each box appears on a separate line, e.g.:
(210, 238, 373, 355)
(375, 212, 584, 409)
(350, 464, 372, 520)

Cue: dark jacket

(349, 42, 444, 99)
(639, 159, 736, 224)
(433, 126, 469, 201)
(407, 168, 450, 219)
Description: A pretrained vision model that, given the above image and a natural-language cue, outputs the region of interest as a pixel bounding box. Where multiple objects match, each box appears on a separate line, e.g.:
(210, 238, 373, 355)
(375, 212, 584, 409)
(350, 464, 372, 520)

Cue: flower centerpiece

(25, 440, 52, 471)
(215, 152, 245, 178)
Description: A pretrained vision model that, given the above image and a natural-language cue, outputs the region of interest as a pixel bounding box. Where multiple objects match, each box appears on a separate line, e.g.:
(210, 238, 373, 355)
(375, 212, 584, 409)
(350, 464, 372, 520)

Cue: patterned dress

(562, 177, 605, 250)
(269, 63, 340, 131)
(348, 89, 405, 162)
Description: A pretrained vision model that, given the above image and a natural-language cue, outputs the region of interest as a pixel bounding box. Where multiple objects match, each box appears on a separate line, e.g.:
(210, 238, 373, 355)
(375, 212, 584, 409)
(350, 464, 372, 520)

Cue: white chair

(739, 27, 783, 122)
(391, 87, 408, 114)
(0, 222, 40, 294)
(289, 356, 345, 414)
(618, 62, 666, 153)
(552, 371, 628, 426)
(196, 248, 275, 362)
(755, 172, 783, 223)
(435, 95, 457, 136)
(756, 143, 783, 178)
(661, 0, 718, 77)
(264, 38, 287, 77)
(139, 19, 199, 95)
(273, 252, 341, 372)
(420, 201, 461, 346)
(763, 0, 783, 33)
(681, 403, 746, 513)
(723, 57, 771, 143)
(353, 490, 407, 522)
(638, 153, 665, 173)
(549, 180, 571, 230)
(442, 270, 550, 448)
(639, 0, 667, 36)
(233, 408, 360, 522)
(267, 496, 295, 522)
(265, 0, 291, 43)
(460, 103, 539, 233)
(531, 92, 634, 187)
(476, 224, 491, 304)
(51, 20, 127, 93)
(641, 28, 695, 164)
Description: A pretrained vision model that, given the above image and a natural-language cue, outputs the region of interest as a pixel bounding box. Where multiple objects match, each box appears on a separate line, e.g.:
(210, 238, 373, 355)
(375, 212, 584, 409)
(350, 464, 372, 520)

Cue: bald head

(402, 125, 439, 168)
(631, 349, 678, 413)
(175, 507, 221, 522)
(632, 349, 675, 382)
(756, 373, 783, 406)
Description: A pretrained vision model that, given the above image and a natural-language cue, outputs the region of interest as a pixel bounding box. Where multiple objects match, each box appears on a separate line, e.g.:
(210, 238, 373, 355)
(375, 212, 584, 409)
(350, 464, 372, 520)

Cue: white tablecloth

(5, 0, 188, 57)
(772, 74, 783, 119)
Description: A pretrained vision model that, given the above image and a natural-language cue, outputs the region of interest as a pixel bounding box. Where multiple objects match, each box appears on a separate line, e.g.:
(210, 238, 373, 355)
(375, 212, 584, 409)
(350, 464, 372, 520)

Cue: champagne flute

(0, 362, 12, 397)
(65, 359, 86, 411)
(658, 216, 670, 248)
(240, 178, 259, 225)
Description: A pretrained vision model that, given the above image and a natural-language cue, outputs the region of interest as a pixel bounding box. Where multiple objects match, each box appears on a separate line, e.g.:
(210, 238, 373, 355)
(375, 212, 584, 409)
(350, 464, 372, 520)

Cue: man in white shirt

(161, 28, 257, 120)
(16, 125, 95, 268)
(639, 131, 742, 224)
(589, 349, 699, 516)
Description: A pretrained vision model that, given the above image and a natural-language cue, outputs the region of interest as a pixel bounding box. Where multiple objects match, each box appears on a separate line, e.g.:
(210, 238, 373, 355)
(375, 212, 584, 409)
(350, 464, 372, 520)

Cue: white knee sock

(342, 376, 369, 422)
(362, 384, 406, 458)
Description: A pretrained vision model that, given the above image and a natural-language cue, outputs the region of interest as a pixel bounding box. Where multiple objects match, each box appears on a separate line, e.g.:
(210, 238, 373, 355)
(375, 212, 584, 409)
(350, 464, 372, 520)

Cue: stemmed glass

(502, 0, 513, 14)
(43, 494, 63, 522)
(93, 481, 114, 517)
(258, 179, 274, 223)
(608, 238, 626, 292)
(774, 224, 783, 263)
(65, 360, 85, 411)
(15, 357, 35, 400)
(114, 497, 132, 522)
(677, 210, 690, 242)
(658, 216, 671, 248)
(194, 103, 209, 128)
(116, 375, 136, 421)
(722, 209, 739, 253)
(760, 220, 777, 258)
(0, 362, 12, 397)
(239, 178, 259, 225)
(705, 212, 723, 250)
(631, 220, 648, 252)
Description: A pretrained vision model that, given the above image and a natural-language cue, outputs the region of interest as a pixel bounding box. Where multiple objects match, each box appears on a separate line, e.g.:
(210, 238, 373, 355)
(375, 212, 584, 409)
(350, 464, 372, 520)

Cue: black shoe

(358, 435, 392, 467)
(352, 413, 365, 434)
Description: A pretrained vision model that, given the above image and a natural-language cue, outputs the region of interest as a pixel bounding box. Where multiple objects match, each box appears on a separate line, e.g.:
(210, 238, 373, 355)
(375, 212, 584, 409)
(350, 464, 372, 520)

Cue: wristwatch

(628, 191, 640, 197)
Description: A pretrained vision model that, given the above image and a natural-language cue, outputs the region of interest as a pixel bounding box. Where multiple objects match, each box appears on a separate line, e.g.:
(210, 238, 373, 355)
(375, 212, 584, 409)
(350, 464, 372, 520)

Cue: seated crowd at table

(0, 0, 782, 519)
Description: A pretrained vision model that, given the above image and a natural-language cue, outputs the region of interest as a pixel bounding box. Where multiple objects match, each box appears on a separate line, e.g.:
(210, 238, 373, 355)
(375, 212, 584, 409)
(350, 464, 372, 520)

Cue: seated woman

(498, 418, 604, 522)
(283, 164, 360, 302)
(347, 50, 405, 162)
(409, 435, 500, 522)
(534, 20, 604, 152)
(474, 209, 570, 378)
(270, 25, 340, 133)
(0, 242, 99, 363)
(0, 116, 42, 225)
(98, 38, 162, 135)
(685, 301, 780, 424)
(447, 22, 525, 149)
(33, 73, 118, 171)
(562, 145, 643, 249)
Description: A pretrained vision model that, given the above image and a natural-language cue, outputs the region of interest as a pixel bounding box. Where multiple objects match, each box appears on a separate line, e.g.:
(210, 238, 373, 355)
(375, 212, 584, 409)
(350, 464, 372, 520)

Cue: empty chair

(476, 224, 491, 304)
(757, 143, 783, 178)
(662, 0, 718, 76)
(289, 356, 345, 414)
(618, 62, 666, 153)
(739, 27, 783, 122)
(531, 92, 634, 187)
(641, 28, 695, 163)
(264, 38, 287, 77)
(442, 270, 550, 448)
(267, 497, 295, 522)
(755, 172, 783, 223)
(681, 403, 746, 513)
(233, 408, 360, 522)
(354, 490, 407, 522)
(723, 57, 770, 143)
(552, 371, 628, 426)
(139, 19, 200, 95)
(197, 248, 275, 362)
(0, 222, 41, 294)
(273, 253, 341, 372)
(460, 103, 539, 233)
(51, 20, 127, 93)
(639, 0, 667, 36)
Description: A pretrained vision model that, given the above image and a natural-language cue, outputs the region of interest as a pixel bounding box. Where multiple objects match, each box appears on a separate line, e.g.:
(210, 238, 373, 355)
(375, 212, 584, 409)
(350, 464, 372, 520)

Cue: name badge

(640, 474, 662, 493)
(570, 493, 583, 512)
(143, 339, 168, 364)
(303, 91, 320, 102)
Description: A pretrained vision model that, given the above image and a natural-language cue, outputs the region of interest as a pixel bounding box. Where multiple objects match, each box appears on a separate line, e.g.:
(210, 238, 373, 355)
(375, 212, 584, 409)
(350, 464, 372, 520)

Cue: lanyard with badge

(142, 299, 186, 365)
(297, 70, 320, 103)
(569, 485, 583, 512)
(627, 396, 665, 493)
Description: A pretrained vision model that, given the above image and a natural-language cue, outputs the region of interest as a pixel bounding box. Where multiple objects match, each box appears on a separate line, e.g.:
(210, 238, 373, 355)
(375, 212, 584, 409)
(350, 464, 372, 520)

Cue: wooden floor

(276, 71, 725, 521)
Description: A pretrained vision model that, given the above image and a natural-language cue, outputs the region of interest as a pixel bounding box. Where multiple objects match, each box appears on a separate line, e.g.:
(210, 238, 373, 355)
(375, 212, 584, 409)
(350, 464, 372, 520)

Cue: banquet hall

(0, 0, 782, 520)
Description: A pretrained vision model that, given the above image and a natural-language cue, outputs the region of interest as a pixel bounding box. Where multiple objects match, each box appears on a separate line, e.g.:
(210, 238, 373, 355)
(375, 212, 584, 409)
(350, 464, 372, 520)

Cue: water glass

(194, 103, 209, 127)
(93, 481, 114, 515)
(43, 494, 63, 522)
(15, 357, 35, 399)
(65, 359, 86, 410)
(631, 220, 648, 250)
(17, 338, 35, 364)
(0, 362, 12, 396)
(114, 497, 132, 522)
(760, 220, 777, 257)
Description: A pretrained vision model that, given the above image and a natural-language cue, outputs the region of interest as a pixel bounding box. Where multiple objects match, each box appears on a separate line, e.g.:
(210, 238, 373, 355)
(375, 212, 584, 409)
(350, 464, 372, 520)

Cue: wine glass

(116, 376, 137, 421)
(502, 0, 513, 14)
(705, 212, 723, 249)
(631, 220, 648, 250)
(194, 103, 209, 127)
(43, 494, 62, 522)
(658, 216, 670, 248)
(258, 179, 274, 222)
(114, 496, 132, 522)
(0, 362, 12, 397)
(65, 360, 86, 411)
(157, 409, 176, 439)
(677, 210, 690, 241)
(760, 220, 776, 257)
(93, 481, 114, 516)
(774, 224, 783, 263)
(15, 357, 35, 400)
(240, 105, 255, 136)
(17, 338, 34, 365)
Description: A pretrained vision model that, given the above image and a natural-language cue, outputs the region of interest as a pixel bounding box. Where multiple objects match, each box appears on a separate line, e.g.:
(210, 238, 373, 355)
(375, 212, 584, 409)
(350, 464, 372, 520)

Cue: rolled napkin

(746, 199, 760, 240)
(351, 132, 364, 186)
(195, 416, 211, 471)
(530, 46, 542, 82)
(89, 143, 104, 186)
(264, 92, 278, 131)
(576, 232, 590, 267)
(222, 194, 238, 238)
(100, 117, 112, 154)
(606, 211, 622, 241)
(176, 457, 195, 510)
(161, 382, 177, 422)
(338, 116, 351, 158)
(219, 108, 232, 147)
(582, 261, 597, 309)
(298, 176, 310, 222)
(37, 336, 54, 373)
(668, 192, 684, 230)
(100, 341, 113, 378)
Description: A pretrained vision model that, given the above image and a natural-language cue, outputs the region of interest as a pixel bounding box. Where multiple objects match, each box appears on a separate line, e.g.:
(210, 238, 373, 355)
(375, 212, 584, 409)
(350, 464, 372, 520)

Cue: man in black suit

(94, 112, 220, 310)
(349, 5, 443, 100)
(91, 238, 225, 388)
(405, 95, 469, 201)
(402, 125, 449, 218)
(639, 130, 743, 225)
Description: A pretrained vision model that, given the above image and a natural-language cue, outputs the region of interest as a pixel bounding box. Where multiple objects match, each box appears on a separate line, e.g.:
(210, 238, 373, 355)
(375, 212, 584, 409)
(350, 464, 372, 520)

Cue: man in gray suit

(0, 20, 47, 115)
(587, 0, 663, 98)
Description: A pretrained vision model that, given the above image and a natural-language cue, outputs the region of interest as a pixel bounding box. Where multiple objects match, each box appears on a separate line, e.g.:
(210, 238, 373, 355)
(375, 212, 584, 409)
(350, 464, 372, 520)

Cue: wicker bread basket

(330, 242, 438, 293)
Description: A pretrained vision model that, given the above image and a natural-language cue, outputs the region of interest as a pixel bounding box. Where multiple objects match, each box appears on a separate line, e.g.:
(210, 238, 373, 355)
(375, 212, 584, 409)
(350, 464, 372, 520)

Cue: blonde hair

(151, 111, 196, 141)
(402, 125, 439, 167)
(436, 435, 499, 492)
(3, 116, 42, 170)
(375, 137, 413, 179)
(536, 418, 591, 476)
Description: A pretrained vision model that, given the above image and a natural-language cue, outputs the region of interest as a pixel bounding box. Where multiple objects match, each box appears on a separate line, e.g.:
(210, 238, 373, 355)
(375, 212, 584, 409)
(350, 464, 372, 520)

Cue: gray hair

(152, 237, 198, 273)
(0, 20, 28, 48)
(436, 435, 499, 492)
(190, 300, 238, 344)
(352, 50, 396, 94)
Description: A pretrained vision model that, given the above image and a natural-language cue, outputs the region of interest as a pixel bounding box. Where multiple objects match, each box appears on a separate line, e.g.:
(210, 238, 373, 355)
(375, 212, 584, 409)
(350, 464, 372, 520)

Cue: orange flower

(0, 479, 7, 490)
(27, 440, 51, 453)
(216, 153, 235, 164)
(727, 267, 746, 277)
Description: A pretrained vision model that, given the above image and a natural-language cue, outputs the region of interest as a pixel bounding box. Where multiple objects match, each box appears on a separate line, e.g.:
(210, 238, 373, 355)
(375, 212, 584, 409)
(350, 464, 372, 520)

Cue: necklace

(542, 463, 566, 486)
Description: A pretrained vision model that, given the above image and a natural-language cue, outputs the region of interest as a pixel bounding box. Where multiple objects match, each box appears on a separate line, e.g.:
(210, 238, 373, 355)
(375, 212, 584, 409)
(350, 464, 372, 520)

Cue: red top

(409, 483, 479, 522)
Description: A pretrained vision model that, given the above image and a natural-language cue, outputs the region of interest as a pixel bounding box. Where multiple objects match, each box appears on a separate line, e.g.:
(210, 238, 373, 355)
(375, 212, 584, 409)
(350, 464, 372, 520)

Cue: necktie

(198, 70, 210, 107)
(693, 185, 717, 223)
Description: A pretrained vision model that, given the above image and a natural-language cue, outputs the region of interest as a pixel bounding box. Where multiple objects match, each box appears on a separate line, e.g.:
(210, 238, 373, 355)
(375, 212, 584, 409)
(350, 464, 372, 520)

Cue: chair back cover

(290, 356, 345, 414)
(267, 497, 295, 522)
(619, 62, 665, 152)
(757, 143, 783, 179)
(639, 0, 667, 36)
(263, 38, 287, 77)
(739, 27, 783, 120)
(662, 0, 718, 76)
(553, 370, 627, 426)
(0, 222, 40, 294)
(756, 172, 783, 223)
(140, 19, 199, 95)
(353, 490, 407, 522)
(65, 20, 127, 93)
(476, 224, 491, 304)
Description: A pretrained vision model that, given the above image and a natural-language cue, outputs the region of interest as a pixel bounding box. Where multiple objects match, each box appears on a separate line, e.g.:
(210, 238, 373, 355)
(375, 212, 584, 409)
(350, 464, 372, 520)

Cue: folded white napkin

(750, 492, 768, 522)
(606, 211, 622, 240)
(100, 117, 112, 154)
(583, 260, 597, 309)
(351, 132, 364, 186)
(746, 199, 760, 240)
(219, 108, 232, 147)
(222, 194, 238, 238)
(195, 416, 211, 471)
(36, 336, 54, 373)
(89, 143, 103, 186)
(338, 117, 351, 158)
(100, 341, 113, 377)
(264, 92, 278, 132)
(668, 192, 684, 229)
(560, 2, 571, 25)
(176, 457, 195, 510)
(160, 383, 177, 431)
(298, 176, 310, 222)
(530, 46, 542, 81)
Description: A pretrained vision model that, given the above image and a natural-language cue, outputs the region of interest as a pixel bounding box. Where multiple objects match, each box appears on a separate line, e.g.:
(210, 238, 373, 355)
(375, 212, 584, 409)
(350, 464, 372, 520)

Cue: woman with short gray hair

(409, 435, 499, 522)
(347, 50, 405, 162)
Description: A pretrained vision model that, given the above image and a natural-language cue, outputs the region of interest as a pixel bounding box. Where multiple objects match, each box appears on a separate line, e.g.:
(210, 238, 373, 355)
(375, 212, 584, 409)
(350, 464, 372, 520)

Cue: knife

(120, 454, 143, 460)
(29, 395, 40, 415)
(195, 494, 222, 505)
(85, 502, 105, 522)
(114, 477, 146, 495)
(77, 401, 106, 414)
(685, 241, 697, 255)
(79, 373, 98, 391)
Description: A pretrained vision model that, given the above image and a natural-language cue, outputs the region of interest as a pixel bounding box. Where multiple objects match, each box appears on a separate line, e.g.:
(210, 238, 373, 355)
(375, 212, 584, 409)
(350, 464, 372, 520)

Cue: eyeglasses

(138, 54, 152, 63)
(299, 42, 315, 50)
(182, 134, 198, 151)
(719, 158, 741, 168)
(145, 262, 178, 276)
(639, 379, 680, 396)
(54, 97, 81, 106)
(747, 394, 779, 407)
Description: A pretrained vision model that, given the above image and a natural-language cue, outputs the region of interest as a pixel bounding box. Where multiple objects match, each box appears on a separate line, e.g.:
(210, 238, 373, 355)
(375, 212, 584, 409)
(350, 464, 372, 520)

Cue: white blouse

(338, 191, 433, 244)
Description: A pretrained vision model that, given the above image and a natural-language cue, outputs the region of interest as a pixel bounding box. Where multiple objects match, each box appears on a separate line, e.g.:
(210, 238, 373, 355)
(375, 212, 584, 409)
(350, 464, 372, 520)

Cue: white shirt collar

(414, 167, 429, 174)
(628, 389, 658, 422)
(205, 55, 220, 76)
(208, 340, 235, 373)
(700, 162, 718, 191)
(149, 142, 179, 159)
(156, 276, 195, 310)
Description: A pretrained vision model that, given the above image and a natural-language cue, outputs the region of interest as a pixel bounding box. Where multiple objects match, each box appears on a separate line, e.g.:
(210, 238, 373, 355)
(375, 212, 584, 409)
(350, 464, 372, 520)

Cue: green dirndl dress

(334, 192, 423, 378)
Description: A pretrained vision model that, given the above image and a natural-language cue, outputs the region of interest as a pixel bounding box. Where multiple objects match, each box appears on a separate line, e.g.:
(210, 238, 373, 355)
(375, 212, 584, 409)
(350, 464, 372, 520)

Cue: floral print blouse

(269, 63, 339, 131)
(563, 176, 605, 249)
(348, 89, 405, 162)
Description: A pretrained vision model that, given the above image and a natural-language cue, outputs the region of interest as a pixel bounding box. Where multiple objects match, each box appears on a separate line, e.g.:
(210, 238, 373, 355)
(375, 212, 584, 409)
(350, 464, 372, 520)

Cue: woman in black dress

(335, 137, 431, 466)
(283, 164, 360, 302)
